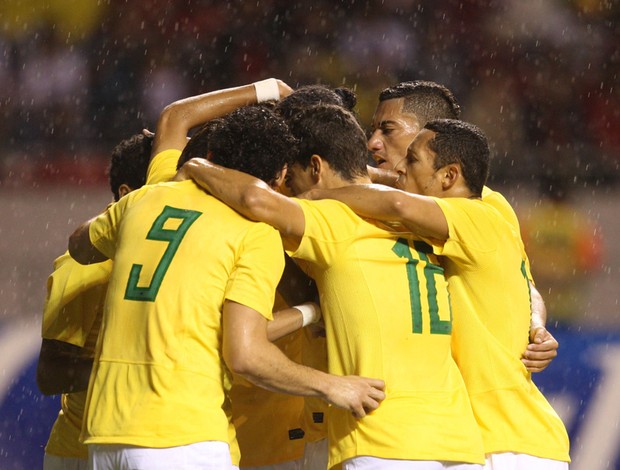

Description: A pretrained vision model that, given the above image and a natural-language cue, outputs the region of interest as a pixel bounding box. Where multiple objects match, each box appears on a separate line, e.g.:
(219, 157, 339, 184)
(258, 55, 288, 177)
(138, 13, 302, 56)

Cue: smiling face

(394, 128, 444, 197)
(367, 98, 421, 171)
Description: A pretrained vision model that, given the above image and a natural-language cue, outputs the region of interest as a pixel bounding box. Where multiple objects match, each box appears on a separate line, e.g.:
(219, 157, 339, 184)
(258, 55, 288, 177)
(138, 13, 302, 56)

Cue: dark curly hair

(287, 104, 368, 181)
(424, 119, 489, 196)
(276, 84, 357, 121)
(179, 104, 296, 184)
(108, 133, 153, 201)
(380, 81, 461, 126)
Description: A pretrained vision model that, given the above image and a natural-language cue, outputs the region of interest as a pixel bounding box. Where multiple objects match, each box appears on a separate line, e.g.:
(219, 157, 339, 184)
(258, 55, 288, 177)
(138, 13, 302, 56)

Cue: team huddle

(37, 79, 571, 470)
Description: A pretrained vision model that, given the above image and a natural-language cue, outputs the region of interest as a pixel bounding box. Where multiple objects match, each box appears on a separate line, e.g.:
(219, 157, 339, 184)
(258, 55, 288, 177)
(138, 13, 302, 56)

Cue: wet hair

(178, 104, 296, 184)
(177, 120, 215, 168)
(380, 81, 461, 125)
(276, 84, 357, 121)
(108, 133, 153, 201)
(424, 119, 489, 196)
(287, 104, 368, 181)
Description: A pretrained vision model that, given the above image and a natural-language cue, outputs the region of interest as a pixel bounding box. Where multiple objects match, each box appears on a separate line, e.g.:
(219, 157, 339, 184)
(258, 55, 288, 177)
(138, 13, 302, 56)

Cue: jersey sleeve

(146, 149, 182, 185)
(482, 186, 533, 281)
(287, 199, 359, 269)
(88, 193, 133, 260)
(429, 197, 496, 267)
(225, 222, 285, 320)
(41, 252, 111, 346)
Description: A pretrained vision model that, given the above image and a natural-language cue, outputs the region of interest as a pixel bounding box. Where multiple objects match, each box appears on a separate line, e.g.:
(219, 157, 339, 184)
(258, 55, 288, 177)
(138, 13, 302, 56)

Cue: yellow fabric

(83, 180, 284, 451)
(482, 186, 533, 282)
(45, 392, 89, 459)
(289, 199, 484, 468)
(41, 252, 109, 459)
(431, 197, 570, 462)
(145, 149, 181, 185)
(41, 252, 110, 346)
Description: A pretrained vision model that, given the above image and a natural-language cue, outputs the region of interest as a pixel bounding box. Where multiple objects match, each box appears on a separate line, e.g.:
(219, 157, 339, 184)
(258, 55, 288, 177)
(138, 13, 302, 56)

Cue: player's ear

(118, 184, 133, 198)
(270, 164, 287, 190)
(310, 154, 322, 182)
(441, 163, 460, 191)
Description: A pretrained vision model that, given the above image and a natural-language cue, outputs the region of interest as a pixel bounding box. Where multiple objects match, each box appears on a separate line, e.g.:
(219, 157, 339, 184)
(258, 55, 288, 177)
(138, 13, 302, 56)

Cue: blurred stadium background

(0, 0, 618, 468)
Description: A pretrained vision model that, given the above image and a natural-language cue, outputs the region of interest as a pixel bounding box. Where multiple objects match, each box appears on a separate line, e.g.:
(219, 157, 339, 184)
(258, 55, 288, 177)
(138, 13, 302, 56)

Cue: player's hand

(325, 375, 386, 419)
(521, 326, 558, 373)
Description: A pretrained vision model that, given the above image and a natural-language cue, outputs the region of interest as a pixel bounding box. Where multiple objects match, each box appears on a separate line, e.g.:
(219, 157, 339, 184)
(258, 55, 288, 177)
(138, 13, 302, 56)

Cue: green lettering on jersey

(393, 238, 452, 335)
(124, 205, 202, 302)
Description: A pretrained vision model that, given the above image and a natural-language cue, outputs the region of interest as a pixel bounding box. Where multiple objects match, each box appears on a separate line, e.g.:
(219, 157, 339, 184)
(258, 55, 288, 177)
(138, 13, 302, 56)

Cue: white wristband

(294, 303, 320, 327)
(253, 78, 280, 102)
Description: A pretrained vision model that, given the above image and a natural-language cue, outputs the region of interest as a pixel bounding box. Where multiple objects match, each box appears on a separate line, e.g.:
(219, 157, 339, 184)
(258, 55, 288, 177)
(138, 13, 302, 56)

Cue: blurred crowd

(0, 0, 618, 186)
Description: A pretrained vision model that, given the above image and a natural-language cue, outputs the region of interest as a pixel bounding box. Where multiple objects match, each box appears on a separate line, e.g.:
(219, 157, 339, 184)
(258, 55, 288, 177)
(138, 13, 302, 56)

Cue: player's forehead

(409, 129, 435, 156)
(372, 98, 416, 128)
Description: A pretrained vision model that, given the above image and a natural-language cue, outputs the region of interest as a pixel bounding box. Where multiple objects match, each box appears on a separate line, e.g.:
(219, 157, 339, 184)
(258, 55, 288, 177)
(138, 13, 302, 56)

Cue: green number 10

(392, 238, 451, 335)
(124, 205, 202, 302)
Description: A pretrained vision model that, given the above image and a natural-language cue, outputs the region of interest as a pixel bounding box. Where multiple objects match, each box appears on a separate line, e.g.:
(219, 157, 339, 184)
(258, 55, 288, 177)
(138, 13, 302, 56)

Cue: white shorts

(302, 439, 328, 470)
(343, 457, 482, 470)
(44, 453, 88, 470)
(89, 441, 236, 470)
(485, 452, 569, 470)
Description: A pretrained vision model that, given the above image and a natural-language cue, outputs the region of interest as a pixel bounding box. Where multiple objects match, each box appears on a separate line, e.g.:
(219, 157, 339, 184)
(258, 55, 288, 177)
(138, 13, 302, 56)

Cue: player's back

(290, 199, 484, 467)
(431, 197, 570, 462)
(84, 180, 284, 449)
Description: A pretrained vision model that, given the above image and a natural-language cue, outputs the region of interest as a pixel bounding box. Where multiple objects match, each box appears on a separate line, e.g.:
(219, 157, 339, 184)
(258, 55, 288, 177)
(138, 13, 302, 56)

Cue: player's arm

(36, 340, 93, 395)
(303, 183, 448, 240)
(223, 300, 384, 419)
(267, 302, 321, 342)
(177, 158, 306, 250)
(367, 165, 398, 186)
(68, 218, 108, 265)
(521, 282, 559, 372)
(151, 79, 293, 156)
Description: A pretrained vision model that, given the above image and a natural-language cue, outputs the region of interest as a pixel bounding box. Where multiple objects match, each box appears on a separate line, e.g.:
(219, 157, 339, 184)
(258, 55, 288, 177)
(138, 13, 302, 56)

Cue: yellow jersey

(82, 180, 284, 450)
(289, 199, 484, 468)
(431, 197, 570, 462)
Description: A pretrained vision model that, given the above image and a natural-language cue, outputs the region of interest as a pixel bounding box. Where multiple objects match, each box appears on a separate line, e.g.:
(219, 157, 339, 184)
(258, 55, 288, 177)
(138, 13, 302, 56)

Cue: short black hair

(276, 84, 357, 121)
(287, 104, 368, 181)
(380, 81, 461, 125)
(179, 104, 296, 184)
(177, 119, 216, 168)
(108, 133, 153, 201)
(424, 119, 489, 196)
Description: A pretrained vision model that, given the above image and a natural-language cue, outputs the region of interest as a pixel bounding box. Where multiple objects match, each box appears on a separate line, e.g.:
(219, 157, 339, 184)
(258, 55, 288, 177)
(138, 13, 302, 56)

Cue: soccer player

(302, 119, 571, 469)
(178, 104, 486, 469)
(68, 105, 385, 470)
(37, 132, 154, 470)
(148, 79, 317, 469)
(366, 80, 558, 372)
